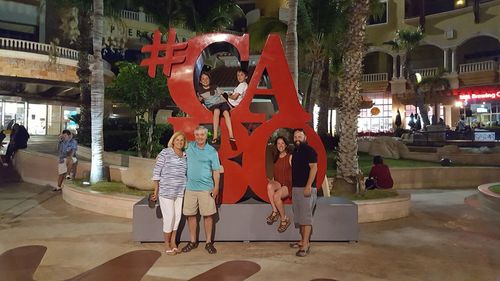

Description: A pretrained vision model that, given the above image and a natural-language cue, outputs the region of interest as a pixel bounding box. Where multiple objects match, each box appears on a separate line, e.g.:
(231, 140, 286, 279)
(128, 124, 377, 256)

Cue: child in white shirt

(227, 69, 248, 108)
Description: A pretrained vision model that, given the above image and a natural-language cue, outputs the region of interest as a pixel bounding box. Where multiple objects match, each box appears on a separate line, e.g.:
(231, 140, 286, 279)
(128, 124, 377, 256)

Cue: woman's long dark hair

(273, 136, 290, 163)
(373, 155, 384, 165)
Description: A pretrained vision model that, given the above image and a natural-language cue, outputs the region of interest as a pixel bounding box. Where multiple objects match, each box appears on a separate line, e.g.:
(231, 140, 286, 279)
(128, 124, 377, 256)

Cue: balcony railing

(414, 67, 438, 78)
(362, 72, 388, 82)
(117, 10, 155, 24)
(459, 60, 497, 73)
(0, 37, 79, 60)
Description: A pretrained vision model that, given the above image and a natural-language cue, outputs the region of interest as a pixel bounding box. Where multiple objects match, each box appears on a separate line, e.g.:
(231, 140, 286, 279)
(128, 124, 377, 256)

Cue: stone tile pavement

(0, 182, 499, 281)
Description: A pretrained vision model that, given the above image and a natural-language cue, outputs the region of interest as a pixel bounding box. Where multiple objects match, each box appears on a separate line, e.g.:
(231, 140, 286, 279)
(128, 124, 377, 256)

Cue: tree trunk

(285, 0, 298, 91)
(90, 0, 105, 183)
(336, 0, 370, 193)
(136, 115, 143, 158)
(147, 109, 154, 158)
(317, 56, 330, 135)
(306, 57, 325, 114)
(404, 53, 431, 127)
(303, 61, 315, 111)
(77, 9, 92, 146)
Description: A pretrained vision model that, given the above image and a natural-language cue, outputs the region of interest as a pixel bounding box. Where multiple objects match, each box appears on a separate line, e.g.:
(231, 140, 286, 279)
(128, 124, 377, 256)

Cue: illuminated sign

(458, 91, 500, 100)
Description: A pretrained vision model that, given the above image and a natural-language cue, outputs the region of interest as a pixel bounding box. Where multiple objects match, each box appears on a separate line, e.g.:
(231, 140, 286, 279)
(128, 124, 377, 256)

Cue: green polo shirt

(186, 141, 220, 191)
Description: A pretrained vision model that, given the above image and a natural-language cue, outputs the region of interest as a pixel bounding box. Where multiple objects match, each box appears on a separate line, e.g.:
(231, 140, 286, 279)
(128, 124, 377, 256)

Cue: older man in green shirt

(181, 126, 221, 254)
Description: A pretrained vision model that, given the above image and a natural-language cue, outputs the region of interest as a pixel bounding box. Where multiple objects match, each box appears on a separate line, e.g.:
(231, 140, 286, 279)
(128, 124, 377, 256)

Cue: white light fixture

(415, 73, 422, 84)
(455, 0, 465, 7)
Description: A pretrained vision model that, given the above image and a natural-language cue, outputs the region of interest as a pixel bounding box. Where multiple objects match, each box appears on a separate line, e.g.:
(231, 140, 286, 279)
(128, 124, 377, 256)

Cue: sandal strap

(205, 242, 217, 254)
(266, 211, 279, 221)
(277, 218, 290, 232)
(182, 242, 198, 252)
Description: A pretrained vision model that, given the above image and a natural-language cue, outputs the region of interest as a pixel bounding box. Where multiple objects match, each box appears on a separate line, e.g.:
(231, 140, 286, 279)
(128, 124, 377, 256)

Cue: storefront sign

(459, 91, 500, 100)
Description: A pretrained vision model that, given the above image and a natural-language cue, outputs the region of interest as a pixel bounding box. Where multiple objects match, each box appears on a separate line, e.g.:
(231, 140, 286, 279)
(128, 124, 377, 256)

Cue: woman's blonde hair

(167, 131, 187, 149)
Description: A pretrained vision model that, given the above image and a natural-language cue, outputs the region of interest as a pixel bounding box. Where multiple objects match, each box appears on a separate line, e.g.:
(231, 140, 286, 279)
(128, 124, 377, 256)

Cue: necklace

(173, 148, 183, 158)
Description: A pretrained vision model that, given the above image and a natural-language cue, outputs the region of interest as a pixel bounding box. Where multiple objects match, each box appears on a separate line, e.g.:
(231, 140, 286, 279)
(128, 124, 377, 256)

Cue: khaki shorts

(292, 187, 317, 227)
(183, 189, 216, 216)
(58, 162, 67, 175)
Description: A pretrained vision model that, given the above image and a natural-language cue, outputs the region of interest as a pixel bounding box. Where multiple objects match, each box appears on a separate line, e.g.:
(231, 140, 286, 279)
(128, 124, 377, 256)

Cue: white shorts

(58, 162, 67, 175)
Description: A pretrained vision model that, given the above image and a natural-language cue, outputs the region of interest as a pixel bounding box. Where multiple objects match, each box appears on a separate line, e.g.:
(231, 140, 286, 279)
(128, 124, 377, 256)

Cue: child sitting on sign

(227, 69, 248, 109)
(196, 71, 236, 144)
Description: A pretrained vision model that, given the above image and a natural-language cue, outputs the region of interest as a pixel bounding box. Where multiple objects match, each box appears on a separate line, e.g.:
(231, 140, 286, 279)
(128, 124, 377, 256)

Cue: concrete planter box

(62, 181, 409, 224)
(391, 167, 500, 189)
(355, 194, 411, 223)
(477, 182, 500, 212)
(62, 183, 140, 219)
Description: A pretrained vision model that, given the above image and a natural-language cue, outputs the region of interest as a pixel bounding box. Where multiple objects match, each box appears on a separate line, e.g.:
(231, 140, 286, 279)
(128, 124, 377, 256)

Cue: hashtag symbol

(141, 28, 188, 78)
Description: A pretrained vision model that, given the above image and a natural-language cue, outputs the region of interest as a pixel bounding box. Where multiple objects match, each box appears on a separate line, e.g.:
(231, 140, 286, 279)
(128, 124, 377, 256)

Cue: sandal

(211, 138, 218, 144)
(229, 137, 236, 142)
(165, 249, 177, 256)
(277, 217, 291, 233)
(181, 241, 199, 253)
(295, 246, 310, 257)
(289, 242, 302, 248)
(266, 211, 279, 225)
(205, 242, 217, 254)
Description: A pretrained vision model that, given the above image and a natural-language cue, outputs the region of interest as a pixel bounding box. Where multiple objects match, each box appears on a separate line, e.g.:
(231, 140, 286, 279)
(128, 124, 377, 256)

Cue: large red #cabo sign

(141, 29, 326, 204)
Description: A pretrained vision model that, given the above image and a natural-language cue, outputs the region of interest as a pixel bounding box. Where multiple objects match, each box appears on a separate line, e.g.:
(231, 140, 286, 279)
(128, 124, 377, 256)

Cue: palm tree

(335, 0, 370, 193)
(285, 0, 298, 90)
(314, 0, 384, 135)
(301, 0, 347, 116)
(302, 33, 324, 114)
(418, 70, 451, 125)
(76, 7, 93, 147)
(89, 0, 105, 183)
(58, 0, 93, 145)
(139, 0, 244, 34)
(248, 17, 287, 53)
(384, 27, 428, 125)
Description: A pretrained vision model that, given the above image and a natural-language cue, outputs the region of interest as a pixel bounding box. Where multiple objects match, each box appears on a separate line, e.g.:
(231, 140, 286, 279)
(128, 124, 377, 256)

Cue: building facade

(0, 0, 183, 135)
(361, 0, 500, 132)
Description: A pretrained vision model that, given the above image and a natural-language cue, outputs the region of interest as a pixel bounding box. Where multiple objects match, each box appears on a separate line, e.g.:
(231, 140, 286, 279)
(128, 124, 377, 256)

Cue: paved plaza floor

(0, 181, 499, 281)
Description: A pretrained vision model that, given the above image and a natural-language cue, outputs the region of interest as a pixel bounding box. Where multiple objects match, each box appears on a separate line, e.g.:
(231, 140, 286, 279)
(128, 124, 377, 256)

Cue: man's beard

(294, 140, 302, 149)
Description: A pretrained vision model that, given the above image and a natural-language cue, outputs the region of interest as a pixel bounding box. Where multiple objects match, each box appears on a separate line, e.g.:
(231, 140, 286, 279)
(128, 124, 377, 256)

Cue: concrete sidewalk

(0, 182, 499, 281)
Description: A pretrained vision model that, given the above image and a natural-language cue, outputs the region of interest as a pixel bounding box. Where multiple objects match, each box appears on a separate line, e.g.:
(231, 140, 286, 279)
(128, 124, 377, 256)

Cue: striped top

(152, 147, 187, 199)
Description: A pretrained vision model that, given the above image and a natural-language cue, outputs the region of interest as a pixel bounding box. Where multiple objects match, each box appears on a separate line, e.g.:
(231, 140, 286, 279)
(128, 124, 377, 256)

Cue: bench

(133, 196, 358, 242)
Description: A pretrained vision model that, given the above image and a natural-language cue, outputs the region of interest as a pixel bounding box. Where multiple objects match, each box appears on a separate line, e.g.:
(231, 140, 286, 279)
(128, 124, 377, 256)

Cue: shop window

(27, 104, 47, 135)
(358, 93, 392, 132)
(2, 102, 25, 129)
